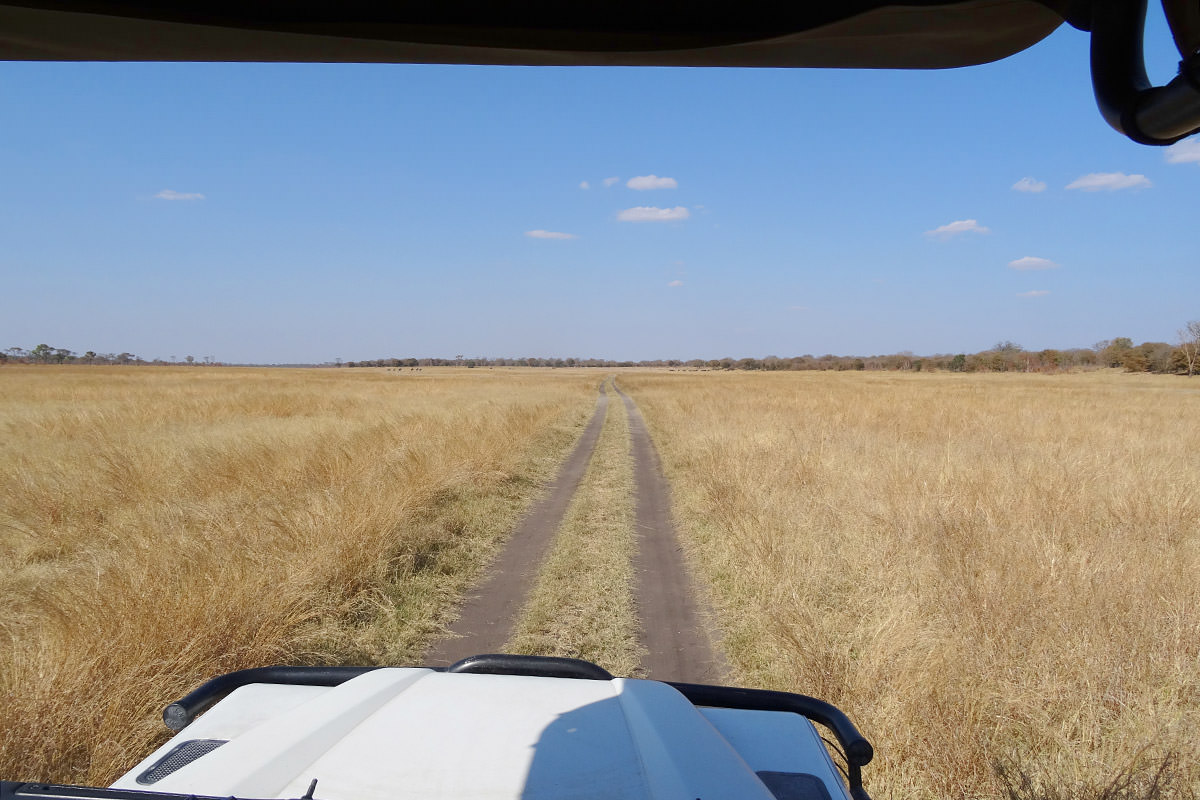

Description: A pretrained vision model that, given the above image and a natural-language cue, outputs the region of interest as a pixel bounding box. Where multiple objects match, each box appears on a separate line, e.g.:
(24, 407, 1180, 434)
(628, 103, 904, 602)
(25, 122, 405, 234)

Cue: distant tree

(949, 354, 967, 372)
(1100, 337, 1133, 367)
(31, 343, 53, 363)
(993, 340, 1023, 353)
(1037, 349, 1063, 371)
(53, 348, 73, 364)
(1121, 349, 1149, 372)
(1178, 321, 1200, 377)
(186, 355, 195, 365)
(1139, 342, 1175, 373)
(84, 351, 97, 365)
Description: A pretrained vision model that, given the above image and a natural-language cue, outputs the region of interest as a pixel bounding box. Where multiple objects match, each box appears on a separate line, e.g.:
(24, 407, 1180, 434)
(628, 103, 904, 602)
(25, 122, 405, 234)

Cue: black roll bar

(447, 653, 614, 680)
(162, 666, 379, 730)
(160, 654, 874, 797)
(667, 681, 873, 799)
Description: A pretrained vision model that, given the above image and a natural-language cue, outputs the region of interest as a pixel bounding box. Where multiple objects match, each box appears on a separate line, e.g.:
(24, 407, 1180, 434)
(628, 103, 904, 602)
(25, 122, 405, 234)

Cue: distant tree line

(7, 321, 1198, 376)
(1, 345, 219, 366)
(340, 324, 1200, 376)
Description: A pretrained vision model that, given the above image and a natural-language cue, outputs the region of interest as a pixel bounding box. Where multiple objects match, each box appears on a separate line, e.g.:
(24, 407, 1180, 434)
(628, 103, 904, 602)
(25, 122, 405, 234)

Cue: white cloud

(1165, 139, 1200, 165)
(1065, 172, 1151, 191)
(617, 206, 690, 223)
(925, 219, 990, 239)
(602, 177, 620, 187)
(1017, 290, 1050, 297)
(626, 174, 678, 190)
(155, 189, 204, 200)
(579, 181, 590, 190)
(1012, 177, 1047, 193)
(525, 229, 576, 239)
(667, 279, 684, 287)
(1008, 256, 1059, 270)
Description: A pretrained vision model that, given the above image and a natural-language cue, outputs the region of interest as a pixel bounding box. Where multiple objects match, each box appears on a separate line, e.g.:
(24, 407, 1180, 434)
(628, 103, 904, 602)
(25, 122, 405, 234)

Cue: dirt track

(425, 383, 610, 666)
(425, 378, 724, 682)
(613, 384, 725, 684)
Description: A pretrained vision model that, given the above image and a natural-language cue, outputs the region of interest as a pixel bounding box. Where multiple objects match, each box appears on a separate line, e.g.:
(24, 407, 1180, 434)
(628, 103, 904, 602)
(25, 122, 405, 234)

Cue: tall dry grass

(618, 370, 1200, 800)
(0, 366, 598, 785)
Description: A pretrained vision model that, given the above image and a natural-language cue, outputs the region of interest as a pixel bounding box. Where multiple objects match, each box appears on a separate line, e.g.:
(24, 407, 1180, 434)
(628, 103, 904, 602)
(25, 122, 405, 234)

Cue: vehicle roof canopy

(1, 0, 1069, 66)
(3, 0, 1197, 145)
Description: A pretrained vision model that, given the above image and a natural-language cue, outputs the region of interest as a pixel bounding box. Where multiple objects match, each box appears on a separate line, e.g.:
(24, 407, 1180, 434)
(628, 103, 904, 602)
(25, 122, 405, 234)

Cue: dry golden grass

(507, 380, 643, 676)
(618, 370, 1200, 800)
(0, 365, 598, 786)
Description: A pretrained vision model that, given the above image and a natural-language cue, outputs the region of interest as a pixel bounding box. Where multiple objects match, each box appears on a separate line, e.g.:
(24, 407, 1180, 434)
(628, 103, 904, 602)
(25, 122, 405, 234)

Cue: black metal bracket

(1090, 0, 1200, 144)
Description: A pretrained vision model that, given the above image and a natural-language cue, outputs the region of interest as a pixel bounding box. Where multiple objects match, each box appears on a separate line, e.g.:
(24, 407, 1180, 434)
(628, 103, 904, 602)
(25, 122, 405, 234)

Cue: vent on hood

(135, 740, 227, 785)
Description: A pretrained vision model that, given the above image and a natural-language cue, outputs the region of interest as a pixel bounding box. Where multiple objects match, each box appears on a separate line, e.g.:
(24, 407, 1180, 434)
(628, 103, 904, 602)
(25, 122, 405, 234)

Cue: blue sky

(2, 13, 1196, 363)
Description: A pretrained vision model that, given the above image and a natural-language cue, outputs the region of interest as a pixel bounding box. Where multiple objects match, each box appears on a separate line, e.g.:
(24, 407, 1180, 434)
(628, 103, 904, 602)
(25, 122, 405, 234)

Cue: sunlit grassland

(0, 365, 598, 785)
(618, 370, 1200, 800)
(507, 380, 643, 676)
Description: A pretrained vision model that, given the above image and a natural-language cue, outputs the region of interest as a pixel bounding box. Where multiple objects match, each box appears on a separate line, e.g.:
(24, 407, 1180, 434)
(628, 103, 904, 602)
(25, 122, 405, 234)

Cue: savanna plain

(1, 366, 1197, 800)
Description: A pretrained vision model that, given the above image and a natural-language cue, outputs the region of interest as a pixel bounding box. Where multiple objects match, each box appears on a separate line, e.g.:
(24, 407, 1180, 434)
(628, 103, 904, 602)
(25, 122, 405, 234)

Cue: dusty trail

(426, 378, 725, 684)
(425, 382, 610, 666)
(613, 384, 726, 684)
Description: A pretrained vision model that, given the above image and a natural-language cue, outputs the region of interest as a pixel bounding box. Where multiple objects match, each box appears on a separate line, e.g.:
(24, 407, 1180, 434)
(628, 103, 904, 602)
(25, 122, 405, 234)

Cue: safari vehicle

(1, 654, 874, 800)
(1, 1, 1196, 799)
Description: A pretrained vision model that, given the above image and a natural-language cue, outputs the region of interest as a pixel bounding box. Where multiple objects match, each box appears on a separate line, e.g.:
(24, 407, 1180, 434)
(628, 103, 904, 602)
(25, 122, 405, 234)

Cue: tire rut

(424, 382, 610, 666)
(613, 383, 727, 684)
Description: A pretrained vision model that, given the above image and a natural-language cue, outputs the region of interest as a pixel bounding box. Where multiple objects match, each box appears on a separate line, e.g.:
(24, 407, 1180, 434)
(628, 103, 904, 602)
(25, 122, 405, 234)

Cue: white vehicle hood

(111, 668, 846, 800)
